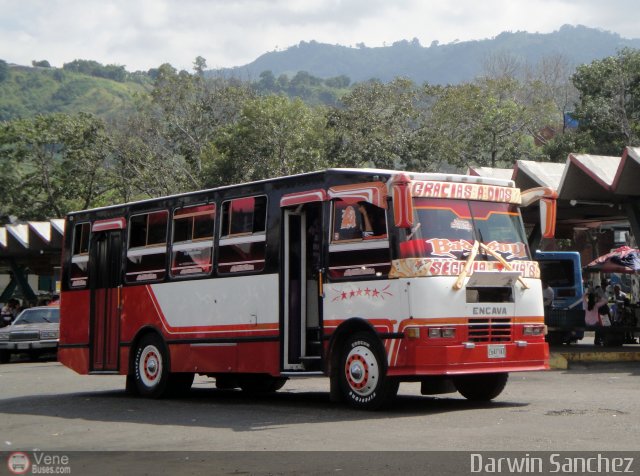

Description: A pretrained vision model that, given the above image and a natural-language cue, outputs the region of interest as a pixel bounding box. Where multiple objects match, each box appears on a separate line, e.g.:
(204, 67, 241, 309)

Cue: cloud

(0, 0, 637, 71)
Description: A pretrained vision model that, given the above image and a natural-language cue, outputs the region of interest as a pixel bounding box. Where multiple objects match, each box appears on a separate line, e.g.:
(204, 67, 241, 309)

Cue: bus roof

(66, 168, 516, 217)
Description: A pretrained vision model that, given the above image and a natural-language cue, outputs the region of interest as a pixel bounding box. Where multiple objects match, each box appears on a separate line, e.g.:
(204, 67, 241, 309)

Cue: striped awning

(0, 219, 64, 274)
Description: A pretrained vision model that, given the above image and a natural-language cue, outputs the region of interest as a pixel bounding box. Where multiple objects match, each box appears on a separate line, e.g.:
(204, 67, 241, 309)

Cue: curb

(549, 353, 568, 369)
(549, 350, 640, 369)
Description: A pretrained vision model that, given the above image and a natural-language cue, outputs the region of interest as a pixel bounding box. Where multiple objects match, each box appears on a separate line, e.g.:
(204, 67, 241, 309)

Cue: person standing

(584, 290, 608, 345)
(542, 281, 554, 309)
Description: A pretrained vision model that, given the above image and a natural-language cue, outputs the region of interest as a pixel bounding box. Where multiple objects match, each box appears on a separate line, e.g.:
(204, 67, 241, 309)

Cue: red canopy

(585, 246, 640, 274)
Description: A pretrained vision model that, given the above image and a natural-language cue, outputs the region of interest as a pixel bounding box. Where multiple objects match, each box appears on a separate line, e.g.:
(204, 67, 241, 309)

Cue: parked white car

(0, 307, 60, 363)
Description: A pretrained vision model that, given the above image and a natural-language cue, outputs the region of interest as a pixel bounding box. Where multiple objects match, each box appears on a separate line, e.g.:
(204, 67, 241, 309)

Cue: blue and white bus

(536, 251, 584, 343)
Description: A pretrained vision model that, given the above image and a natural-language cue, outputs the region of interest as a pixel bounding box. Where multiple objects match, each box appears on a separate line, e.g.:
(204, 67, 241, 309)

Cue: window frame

(69, 221, 91, 289)
(218, 195, 268, 275)
(170, 203, 216, 279)
(125, 210, 169, 284)
(327, 198, 391, 281)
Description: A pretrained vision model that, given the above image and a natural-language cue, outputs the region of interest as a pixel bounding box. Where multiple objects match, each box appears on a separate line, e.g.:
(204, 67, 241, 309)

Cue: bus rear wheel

(454, 372, 508, 401)
(337, 332, 398, 410)
(133, 333, 170, 398)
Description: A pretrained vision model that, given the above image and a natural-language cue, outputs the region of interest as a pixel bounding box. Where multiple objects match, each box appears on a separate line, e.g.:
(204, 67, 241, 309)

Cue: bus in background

(535, 251, 584, 344)
(58, 168, 556, 410)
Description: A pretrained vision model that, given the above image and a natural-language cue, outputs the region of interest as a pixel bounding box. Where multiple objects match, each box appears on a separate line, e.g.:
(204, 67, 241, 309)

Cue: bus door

(89, 227, 123, 372)
(282, 203, 323, 371)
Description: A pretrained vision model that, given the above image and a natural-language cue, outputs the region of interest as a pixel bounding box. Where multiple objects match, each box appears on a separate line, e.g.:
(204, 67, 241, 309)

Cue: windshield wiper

(478, 242, 529, 289)
(453, 240, 479, 290)
(453, 240, 529, 290)
(406, 222, 421, 240)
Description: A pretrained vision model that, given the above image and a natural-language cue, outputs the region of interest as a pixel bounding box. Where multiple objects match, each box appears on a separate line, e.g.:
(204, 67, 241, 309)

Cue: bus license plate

(488, 345, 506, 359)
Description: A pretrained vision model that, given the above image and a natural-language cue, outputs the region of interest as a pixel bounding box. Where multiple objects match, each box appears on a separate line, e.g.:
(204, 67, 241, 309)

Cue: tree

(62, 59, 127, 81)
(112, 64, 254, 195)
(145, 64, 253, 184)
(527, 53, 578, 134)
(193, 56, 207, 76)
(0, 113, 113, 219)
(0, 59, 8, 82)
(210, 95, 331, 185)
(416, 77, 554, 170)
(108, 112, 198, 201)
(570, 48, 640, 154)
(31, 60, 51, 68)
(327, 78, 420, 169)
(256, 70, 277, 92)
(324, 75, 351, 88)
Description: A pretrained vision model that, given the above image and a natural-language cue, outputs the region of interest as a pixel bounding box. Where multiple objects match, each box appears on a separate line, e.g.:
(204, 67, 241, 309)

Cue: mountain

(0, 64, 149, 121)
(211, 24, 640, 84)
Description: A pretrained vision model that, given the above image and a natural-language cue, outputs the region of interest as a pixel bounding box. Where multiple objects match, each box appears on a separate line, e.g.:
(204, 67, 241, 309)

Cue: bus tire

(454, 372, 508, 401)
(133, 333, 170, 398)
(337, 332, 398, 410)
(239, 375, 287, 393)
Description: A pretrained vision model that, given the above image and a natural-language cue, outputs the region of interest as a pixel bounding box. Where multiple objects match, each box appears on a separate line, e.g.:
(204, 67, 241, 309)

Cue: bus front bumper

(387, 340, 549, 376)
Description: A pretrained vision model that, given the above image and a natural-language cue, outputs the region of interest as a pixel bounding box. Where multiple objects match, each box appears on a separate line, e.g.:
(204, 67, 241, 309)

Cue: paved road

(1, 359, 639, 454)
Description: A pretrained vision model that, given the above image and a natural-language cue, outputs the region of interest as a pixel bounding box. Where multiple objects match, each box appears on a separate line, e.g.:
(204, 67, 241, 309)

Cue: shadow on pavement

(0, 383, 527, 432)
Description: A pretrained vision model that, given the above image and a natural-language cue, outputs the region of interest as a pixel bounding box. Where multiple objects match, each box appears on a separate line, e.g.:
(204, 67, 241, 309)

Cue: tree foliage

(0, 59, 8, 82)
(210, 95, 332, 185)
(2, 49, 640, 221)
(570, 48, 640, 154)
(418, 77, 555, 169)
(0, 113, 112, 219)
(328, 78, 420, 169)
(63, 59, 128, 82)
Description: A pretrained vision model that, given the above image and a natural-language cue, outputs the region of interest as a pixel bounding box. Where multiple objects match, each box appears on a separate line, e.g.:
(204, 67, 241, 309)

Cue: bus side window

(126, 210, 168, 283)
(218, 196, 267, 274)
(328, 200, 390, 280)
(70, 222, 90, 288)
(170, 204, 215, 278)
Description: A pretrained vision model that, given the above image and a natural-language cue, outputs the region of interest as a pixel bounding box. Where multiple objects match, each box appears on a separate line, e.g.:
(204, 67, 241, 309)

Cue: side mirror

(539, 197, 557, 239)
(520, 187, 558, 239)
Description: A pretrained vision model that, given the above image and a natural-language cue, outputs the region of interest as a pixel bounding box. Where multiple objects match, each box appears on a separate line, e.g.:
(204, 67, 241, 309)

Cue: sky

(0, 0, 638, 72)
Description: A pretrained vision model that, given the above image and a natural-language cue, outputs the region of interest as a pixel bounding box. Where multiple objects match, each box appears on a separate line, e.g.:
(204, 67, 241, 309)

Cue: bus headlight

(427, 327, 456, 338)
(523, 325, 546, 336)
(441, 327, 456, 338)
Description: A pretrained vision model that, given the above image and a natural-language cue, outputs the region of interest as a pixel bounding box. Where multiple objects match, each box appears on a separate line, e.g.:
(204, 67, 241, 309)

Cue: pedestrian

(542, 281, 554, 309)
(584, 290, 608, 345)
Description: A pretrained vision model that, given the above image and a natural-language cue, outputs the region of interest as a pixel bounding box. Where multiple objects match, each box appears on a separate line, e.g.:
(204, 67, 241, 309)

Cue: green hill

(0, 64, 149, 121)
(212, 25, 640, 84)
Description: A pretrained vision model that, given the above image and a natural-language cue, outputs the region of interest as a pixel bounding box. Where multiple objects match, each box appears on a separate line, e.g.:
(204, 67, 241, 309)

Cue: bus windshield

(399, 198, 530, 261)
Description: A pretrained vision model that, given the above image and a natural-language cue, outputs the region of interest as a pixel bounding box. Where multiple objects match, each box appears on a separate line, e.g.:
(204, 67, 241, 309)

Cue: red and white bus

(58, 168, 556, 409)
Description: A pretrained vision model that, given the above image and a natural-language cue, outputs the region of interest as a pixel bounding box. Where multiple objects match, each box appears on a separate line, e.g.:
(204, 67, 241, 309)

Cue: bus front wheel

(337, 332, 398, 410)
(454, 372, 508, 401)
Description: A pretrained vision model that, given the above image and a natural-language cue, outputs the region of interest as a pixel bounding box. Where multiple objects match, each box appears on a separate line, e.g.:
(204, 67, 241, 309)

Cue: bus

(536, 251, 583, 310)
(535, 251, 584, 344)
(58, 168, 556, 410)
